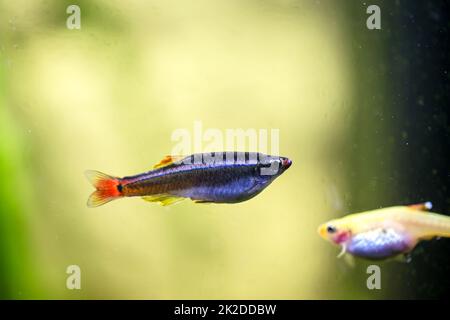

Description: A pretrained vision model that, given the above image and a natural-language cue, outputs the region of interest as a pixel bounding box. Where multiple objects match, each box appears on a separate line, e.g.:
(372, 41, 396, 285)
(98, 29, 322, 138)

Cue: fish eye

(326, 225, 337, 234)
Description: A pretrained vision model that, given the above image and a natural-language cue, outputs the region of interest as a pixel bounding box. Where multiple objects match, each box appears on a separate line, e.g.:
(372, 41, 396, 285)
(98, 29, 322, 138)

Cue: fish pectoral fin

(141, 194, 185, 206)
(337, 244, 347, 258)
(393, 253, 413, 263)
(153, 155, 186, 169)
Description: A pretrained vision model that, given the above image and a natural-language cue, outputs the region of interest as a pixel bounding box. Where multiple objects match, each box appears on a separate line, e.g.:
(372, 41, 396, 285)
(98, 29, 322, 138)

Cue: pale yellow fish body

(333, 205, 450, 239)
(318, 203, 450, 260)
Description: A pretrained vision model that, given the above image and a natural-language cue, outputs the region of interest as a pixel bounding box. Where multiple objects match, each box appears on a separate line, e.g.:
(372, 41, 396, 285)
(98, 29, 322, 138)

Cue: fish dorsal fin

(408, 202, 432, 212)
(153, 155, 185, 169)
(142, 194, 185, 206)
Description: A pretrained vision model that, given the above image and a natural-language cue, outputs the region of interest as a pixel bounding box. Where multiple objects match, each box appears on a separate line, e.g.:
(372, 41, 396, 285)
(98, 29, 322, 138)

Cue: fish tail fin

(84, 170, 123, 207)
(417, 211, 450, 240)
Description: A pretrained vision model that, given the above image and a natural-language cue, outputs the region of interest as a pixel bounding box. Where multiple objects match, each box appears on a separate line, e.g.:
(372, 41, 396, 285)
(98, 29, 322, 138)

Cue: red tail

(85, 170, 122, 207)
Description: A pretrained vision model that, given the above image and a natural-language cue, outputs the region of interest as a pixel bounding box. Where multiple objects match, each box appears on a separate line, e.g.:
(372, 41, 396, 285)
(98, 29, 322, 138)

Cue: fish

(317, 202, 450, 260)
(85, 152, 292, 207)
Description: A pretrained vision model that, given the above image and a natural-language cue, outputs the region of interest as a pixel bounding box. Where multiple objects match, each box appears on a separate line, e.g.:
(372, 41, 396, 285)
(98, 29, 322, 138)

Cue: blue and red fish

(85, 152, 292, 207)
(318, 202, 450, 260)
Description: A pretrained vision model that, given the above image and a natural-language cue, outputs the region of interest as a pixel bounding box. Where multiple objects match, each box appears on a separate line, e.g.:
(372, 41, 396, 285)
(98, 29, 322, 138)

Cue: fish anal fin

(393, 253, 413, 263)
(142, 194, 185, 206)
(408, 201, 432, 212)
(153, 155, 186, 169)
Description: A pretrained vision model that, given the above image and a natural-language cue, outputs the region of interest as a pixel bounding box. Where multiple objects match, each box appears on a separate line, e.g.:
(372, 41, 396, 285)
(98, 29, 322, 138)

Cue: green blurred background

(1, 0, 449, 299)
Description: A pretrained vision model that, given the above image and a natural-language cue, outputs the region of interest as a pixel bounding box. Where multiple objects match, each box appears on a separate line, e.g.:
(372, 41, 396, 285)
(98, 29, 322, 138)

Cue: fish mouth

(281, 157, 292, 169)
(317, 224, 327, 239)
